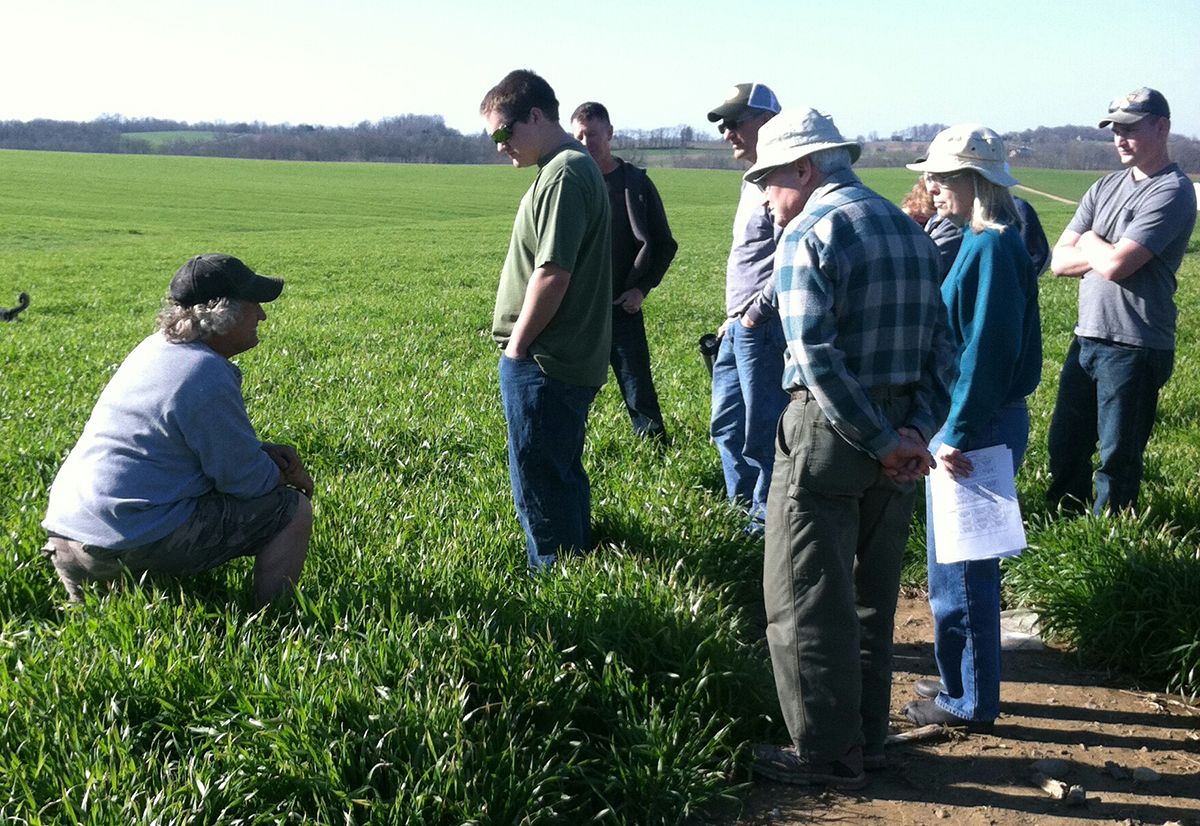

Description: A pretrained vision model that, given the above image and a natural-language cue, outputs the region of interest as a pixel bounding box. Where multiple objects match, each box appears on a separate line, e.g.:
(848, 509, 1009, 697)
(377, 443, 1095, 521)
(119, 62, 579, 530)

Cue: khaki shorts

(43, 487, 301, 601)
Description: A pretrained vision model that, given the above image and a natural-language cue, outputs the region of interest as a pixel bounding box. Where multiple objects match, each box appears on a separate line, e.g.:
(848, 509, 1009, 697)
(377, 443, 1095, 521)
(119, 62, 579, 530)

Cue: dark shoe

(752, 744, 867, 790)
(914, 678, 946, 700)
(903, 699, 994, 734)
(863, 752, 888, 771)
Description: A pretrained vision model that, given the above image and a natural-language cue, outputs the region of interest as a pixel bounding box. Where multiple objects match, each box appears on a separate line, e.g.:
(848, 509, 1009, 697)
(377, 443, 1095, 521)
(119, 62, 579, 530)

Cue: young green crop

(1, 151, 1196, 822)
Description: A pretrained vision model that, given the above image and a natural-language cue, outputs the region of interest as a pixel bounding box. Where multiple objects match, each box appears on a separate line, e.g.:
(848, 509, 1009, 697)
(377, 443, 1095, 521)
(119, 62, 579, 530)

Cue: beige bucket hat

(906, 124, 1018, 187)
(743, 108, 861, 186)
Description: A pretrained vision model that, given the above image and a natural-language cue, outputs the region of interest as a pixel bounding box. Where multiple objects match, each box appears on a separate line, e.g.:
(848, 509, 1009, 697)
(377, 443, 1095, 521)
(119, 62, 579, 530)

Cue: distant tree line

(612, 126, 696, 150)
(853, 123, 1200, 173)
(0, 114, 500, 164)
(1, 115, 1197, 173)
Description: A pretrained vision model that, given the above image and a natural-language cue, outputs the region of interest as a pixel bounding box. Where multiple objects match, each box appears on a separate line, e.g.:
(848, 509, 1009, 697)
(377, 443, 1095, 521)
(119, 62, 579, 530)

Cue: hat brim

(743, 140, 862, 186)
(905, 158, 1019, 188)
(238, 274, 285, 303)
(1098, 110, 1149, 128)
(708, 102, 756, 123)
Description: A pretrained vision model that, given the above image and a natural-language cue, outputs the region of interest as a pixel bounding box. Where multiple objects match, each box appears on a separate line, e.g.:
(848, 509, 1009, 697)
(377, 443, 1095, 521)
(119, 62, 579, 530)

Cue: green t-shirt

(492, 141, 612, 387)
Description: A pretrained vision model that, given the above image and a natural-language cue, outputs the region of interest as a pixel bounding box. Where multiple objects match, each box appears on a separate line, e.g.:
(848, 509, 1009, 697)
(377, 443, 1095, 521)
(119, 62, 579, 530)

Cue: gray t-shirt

(1069, 163, 1196, 350)
(725, 181, 778, 322)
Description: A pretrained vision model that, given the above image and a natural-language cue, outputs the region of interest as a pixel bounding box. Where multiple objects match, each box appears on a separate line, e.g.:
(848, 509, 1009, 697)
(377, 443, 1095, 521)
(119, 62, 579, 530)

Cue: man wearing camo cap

(1046, 87, 1197, 515)
(705, 82, 788, 535)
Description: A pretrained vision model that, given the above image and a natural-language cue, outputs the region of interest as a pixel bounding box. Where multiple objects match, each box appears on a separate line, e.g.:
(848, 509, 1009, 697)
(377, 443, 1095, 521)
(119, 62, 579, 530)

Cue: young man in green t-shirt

(480, 70, 612, 569)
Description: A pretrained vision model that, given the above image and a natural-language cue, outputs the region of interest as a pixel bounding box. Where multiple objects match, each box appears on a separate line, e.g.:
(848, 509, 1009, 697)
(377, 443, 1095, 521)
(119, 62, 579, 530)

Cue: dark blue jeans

(499, 355, 598, 568)
(710, 317, 789, 526)
(1046, 336, 1173, 515)
(610, 307, 666, 439)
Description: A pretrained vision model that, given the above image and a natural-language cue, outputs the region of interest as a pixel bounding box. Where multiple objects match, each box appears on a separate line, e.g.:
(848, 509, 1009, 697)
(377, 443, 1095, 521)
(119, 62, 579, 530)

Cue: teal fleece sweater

(941, 224, 1042, 448)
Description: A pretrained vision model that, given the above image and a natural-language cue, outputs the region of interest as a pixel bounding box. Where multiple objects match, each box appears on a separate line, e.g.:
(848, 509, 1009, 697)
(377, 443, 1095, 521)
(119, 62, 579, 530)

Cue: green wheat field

(1, 150, 1197, 823)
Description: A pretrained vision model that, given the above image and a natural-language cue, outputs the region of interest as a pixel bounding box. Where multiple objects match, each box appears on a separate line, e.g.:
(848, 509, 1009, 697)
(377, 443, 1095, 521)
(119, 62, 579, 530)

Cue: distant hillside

(1, 115, 1196, 173)
(1, 115, 500, 164)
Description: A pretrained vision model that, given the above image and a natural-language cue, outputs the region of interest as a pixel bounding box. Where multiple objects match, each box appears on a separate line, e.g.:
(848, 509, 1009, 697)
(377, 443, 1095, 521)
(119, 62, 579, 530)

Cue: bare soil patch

(729, 596, 1200, 826)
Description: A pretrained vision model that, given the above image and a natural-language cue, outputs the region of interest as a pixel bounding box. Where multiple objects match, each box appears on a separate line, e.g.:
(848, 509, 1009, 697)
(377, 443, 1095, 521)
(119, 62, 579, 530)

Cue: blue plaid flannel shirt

(775, 170, 952, 459)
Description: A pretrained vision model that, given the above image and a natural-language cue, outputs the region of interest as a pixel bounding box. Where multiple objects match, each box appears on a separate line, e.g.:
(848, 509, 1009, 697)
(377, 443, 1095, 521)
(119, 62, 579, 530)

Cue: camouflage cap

(1099, 87, 1170, 128)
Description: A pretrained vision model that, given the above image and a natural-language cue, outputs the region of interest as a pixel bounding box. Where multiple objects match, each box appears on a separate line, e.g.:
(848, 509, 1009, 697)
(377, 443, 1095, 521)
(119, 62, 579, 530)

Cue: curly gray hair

(157, 297, 245, 343)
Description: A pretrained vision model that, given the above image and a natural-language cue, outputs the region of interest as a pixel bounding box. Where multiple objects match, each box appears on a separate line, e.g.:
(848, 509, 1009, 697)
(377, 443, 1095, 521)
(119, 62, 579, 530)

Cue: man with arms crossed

(42, 254, 314, 607)
(1046, 88, 1196, 515)
(571, 101, 678, 442)
(706, 83, 788, 534)
(745, 110, 952, 788)
(481, 70, 612, 569)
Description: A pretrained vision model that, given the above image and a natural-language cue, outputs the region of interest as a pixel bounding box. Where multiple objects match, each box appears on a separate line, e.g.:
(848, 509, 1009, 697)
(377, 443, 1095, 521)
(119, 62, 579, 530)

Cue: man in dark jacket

(572, 101, 678, 440)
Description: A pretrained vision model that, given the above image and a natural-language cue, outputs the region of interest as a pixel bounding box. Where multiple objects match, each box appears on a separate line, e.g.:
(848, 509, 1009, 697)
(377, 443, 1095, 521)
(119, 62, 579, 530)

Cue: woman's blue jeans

(924, 402, 1029, 722)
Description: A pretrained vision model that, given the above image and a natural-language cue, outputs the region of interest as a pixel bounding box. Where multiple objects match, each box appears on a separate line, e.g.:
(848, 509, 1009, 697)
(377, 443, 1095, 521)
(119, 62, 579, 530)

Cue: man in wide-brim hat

(746, 108, 953, 790)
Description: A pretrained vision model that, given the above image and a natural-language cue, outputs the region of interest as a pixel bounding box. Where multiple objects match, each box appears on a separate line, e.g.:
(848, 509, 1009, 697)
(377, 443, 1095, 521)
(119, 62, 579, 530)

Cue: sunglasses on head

(1108, 95, 1140, 114)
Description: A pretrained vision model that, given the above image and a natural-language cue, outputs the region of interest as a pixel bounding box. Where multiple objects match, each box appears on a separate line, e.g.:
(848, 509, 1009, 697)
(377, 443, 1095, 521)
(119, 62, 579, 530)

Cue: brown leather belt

(789, 384, 917, 402)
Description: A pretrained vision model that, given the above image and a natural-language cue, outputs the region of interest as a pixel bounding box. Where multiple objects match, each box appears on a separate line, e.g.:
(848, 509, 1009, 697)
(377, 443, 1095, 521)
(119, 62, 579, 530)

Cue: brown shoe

(752, 744, 867, 790)
(914, 677, 945, 699)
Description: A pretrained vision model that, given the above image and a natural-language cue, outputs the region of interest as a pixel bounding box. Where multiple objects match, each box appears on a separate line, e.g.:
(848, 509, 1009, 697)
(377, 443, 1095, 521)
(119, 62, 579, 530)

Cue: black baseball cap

(169, 254, 284, 306)
(1098, 87, 1171, 128)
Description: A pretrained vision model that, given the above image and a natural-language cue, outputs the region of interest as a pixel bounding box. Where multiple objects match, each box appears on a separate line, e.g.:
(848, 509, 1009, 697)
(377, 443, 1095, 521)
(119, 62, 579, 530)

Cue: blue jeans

(710, 316, 789, 524)
(499, 355, 598, 568)
(925, 402, 1029, 723)
(1046, 336, 1174, 515)
(610, 307, 666, 439)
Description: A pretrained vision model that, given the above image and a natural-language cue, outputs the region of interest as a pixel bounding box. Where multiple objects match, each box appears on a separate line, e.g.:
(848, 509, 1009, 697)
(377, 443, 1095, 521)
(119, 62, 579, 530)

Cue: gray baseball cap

(1099, 87, 1170, 128)
(169, 254, 283, 307)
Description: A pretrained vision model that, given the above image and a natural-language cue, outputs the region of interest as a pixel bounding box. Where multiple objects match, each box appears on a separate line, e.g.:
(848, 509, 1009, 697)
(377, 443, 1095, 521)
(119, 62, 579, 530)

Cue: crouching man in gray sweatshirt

(42, 254, 313, 608)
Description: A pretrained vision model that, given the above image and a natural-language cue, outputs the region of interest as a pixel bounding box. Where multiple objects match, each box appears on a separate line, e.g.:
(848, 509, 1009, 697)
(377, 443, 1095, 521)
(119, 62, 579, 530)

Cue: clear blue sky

(4, 0, 1198, 139)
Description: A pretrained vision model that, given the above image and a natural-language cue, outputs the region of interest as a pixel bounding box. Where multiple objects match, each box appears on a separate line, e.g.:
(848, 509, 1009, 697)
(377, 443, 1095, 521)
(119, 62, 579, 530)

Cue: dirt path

(1014, 184, 1078, 205)
(728, 596, 1200, 826)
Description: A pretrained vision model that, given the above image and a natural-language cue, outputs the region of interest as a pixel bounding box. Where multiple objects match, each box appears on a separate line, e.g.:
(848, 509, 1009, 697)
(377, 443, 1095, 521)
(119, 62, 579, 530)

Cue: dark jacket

(616, 159, 678, 295)
(925, 196, 1050, 280)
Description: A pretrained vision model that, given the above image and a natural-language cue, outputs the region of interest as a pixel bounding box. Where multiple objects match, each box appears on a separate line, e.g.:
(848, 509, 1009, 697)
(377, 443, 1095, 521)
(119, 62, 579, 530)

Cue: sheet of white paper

(929, 444, 1027, 564)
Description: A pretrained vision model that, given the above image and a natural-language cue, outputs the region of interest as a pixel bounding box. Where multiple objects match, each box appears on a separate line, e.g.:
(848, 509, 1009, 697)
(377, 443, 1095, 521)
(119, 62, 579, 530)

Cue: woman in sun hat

(902, 124, 1043, 732)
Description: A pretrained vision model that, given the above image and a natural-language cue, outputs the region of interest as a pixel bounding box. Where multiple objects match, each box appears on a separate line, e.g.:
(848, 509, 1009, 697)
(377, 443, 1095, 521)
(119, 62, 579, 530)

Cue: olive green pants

(764, 395, 916, 767)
